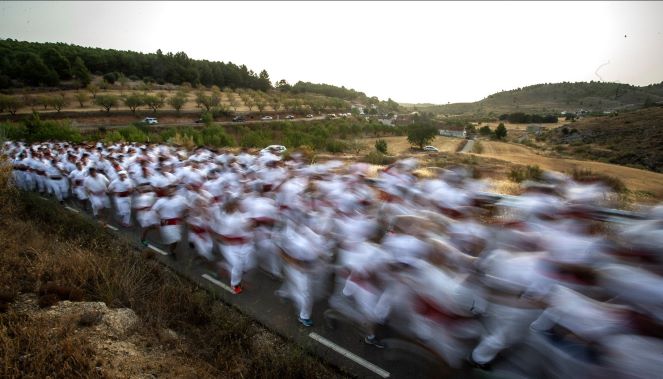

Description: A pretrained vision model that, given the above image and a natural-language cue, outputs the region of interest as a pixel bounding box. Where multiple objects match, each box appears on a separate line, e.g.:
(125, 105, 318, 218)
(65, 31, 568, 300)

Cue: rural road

(460, 139, 475, 153)
(76, 115, 329, 131)
(43, 195, 476, 379)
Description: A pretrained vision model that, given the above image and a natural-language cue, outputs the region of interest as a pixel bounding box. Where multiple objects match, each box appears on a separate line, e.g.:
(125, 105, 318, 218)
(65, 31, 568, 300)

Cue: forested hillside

(0, 38, 273, 90)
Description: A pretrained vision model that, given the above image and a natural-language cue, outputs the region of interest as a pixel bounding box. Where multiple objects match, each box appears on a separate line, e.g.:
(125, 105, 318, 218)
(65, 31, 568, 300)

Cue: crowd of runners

(3, 140, 662, 377)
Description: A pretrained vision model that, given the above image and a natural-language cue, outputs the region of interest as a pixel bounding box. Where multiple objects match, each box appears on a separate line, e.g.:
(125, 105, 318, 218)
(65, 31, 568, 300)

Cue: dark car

(232, 116, 246, 122)
(195, 118, 204, 123)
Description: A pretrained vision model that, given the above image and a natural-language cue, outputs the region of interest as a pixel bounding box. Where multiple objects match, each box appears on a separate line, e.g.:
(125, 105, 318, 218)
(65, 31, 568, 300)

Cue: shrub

(200, 126, 235, 147)
(103, 130, 124, 144)
(239, 130, 271, 148)
(473, 140, 484, 154)
(508, 165, 543, 182)
(570, 168, 626, 192)
(495, 123, 508, 140)
(375, 139, 388, 154)
(361, 151, 397, 165)
(118, 125, 149, 143)
(324, 139, 347, 153)
(479, 125, 493, 136)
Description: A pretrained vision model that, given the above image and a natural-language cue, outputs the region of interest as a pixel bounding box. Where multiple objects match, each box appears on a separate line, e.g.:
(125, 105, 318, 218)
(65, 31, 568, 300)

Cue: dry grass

(360, 136, 459, 155)
(475, 140, 663, 198)
(0, 165, 343, 378)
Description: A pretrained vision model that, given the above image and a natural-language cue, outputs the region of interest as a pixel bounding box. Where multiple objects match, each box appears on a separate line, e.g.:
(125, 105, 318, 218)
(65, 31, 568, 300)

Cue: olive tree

(123, 93, 145, 114)
(94, 94, 119, 113)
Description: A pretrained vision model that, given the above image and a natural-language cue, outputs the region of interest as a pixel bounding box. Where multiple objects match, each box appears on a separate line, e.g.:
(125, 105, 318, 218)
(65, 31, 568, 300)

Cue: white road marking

(201, 273, 234, 294)
(65, 206, 79, 213)
(147, 244, 169, 256)
(105, 224, 118, 231)
(308, 332, 390, 378)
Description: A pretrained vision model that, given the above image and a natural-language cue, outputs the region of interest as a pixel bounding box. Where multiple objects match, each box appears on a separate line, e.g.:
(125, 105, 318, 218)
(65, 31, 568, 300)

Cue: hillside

(546, 106, 663, 173)
(0, 39, 372, 104)
(408, 81, 663, 116)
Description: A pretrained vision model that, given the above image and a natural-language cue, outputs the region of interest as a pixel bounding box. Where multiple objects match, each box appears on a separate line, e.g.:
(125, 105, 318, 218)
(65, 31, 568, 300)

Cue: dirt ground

(476, 140, 663, 197)
(360, 136, 463, 155)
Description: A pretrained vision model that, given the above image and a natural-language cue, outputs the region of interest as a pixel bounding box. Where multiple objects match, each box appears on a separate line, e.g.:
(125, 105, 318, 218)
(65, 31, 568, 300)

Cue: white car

(261, 145, 287, 154)
(261, 116, 273, 121)
(143, 117, 158, 125)
(285, 115, 295, 119)
(306, 114, 314, 118)
(423, 145, 439, 152)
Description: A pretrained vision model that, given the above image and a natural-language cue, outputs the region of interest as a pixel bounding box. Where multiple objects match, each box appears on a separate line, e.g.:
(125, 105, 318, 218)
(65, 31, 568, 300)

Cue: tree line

(498, 112, 558, 124)
(0, 39, 271, 91)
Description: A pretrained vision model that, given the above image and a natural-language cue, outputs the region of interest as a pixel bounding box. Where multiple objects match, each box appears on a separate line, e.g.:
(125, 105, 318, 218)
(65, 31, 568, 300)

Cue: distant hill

(547, 106, 663, 173)
(406, 82, 663, 116)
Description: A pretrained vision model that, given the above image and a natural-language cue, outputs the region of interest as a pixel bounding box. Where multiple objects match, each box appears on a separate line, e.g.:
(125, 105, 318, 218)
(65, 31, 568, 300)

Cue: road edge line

(201, 273, 234, 294)
(309, 332, 390, 378)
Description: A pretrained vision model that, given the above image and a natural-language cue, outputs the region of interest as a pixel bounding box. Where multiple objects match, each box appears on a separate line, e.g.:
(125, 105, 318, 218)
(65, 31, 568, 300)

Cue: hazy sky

(1, 1, 662, 104)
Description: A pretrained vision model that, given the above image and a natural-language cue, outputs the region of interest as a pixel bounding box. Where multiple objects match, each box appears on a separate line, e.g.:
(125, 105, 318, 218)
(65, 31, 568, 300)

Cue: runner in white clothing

(83, 167, 111, 224)
(107, 171, 135, 227)
(151, 186, 188, 259)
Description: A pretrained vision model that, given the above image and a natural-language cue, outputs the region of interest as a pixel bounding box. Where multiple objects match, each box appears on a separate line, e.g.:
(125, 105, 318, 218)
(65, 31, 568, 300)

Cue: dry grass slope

(0, 164, 343, 378)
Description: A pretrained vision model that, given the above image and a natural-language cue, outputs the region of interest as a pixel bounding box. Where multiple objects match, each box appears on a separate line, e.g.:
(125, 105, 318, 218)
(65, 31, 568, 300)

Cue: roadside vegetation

(0, 164, 343, 378)
(0, 113, 409, 154)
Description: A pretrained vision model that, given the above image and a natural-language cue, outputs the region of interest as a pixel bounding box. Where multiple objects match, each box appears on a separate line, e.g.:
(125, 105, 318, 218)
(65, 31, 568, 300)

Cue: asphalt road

(460, 139, 475, 153)
(32, 193, 490, 379)
(77, 115, 329, 131)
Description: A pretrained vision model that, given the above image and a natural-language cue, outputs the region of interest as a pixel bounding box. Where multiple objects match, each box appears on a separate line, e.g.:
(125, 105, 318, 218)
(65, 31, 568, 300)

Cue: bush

(375, 139, 388, 154)
(239, 130, 271, 148)
(478, 125, 493, 137)
(473, 141, 484, 154)
(325, 139, 347, 153)
(570, 168, 626, 192)
(495, 123, 507, 140)
(361, 151, 396, 165)
(103, 72, 118, 84)
(103, 130, 123, 144)
(200, 126, 235, 147)
(508, 165, 543, 182)
(118, 125, 149, 143)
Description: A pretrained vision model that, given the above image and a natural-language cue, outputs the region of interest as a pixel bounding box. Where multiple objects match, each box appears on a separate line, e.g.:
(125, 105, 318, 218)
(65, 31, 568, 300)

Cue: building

(438, 125, 466, 138)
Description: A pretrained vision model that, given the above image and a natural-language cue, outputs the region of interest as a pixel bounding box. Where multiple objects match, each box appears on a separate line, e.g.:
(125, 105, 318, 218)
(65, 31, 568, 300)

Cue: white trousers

(89, 194, 110, 216)
(282, 264, 313, 320)
(113, 196, 132, 225)
(190, 231, 214, 261)
(471, 302, 542, 364)
(220, 242, 253, 287)
(160, 224, 182, 245)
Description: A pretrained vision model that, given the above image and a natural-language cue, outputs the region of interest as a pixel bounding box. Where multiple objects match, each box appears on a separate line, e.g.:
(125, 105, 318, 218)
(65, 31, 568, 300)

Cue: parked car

(260, 145, 287, 154)
(261, 116, 273, 121)
(326, 114, 337, 119)
(306, 114, 314, 118)
(195, 118, 204, 123)
(232, 116, 246, 122)
(423, 145, 439, 152)
(143, 117, 158, 125)
(285, 115, 295, 119)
